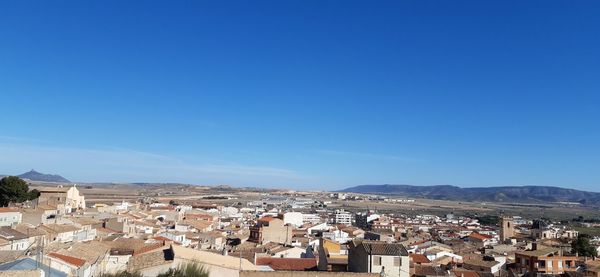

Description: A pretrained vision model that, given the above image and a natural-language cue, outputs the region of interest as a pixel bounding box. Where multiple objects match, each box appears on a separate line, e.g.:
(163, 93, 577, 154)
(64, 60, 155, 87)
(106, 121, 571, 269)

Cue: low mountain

(17, 169, 71, 183)
(340, 184, 600, 205)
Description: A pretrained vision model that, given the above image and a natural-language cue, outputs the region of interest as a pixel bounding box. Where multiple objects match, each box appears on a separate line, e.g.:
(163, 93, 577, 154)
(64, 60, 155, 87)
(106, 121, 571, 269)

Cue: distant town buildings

(0, 182, 596, 277)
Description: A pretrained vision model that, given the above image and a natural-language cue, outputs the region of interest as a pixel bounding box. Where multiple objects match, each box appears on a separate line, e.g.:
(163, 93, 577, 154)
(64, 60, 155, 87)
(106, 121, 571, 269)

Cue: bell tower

(500, 216, 515, 242)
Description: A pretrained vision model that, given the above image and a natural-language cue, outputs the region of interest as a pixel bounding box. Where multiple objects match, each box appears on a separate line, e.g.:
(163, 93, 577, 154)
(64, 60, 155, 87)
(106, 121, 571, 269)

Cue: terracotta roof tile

(255, 257, 317, 271)
(411, 253, 432, 264)
(48, 252, 86, 267)
(468, 233, 492, 241)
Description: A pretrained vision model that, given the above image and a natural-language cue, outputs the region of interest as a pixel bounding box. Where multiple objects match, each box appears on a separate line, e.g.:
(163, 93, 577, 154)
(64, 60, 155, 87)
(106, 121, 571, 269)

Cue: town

(1, 176, 599, 277)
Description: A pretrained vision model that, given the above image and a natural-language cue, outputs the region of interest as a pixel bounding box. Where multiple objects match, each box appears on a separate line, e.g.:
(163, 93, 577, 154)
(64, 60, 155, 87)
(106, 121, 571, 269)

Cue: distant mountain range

(340, 184, 600, 205)
(16, 169, 71, 183)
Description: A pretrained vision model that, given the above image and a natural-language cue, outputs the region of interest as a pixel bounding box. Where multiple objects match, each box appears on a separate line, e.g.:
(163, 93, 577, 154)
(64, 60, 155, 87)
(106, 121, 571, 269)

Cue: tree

(571, 234, 598, 257)
(100, 272, 143, 277)
(157, 262, 209, 277)
(0, 176, 39, 206)
(99, 262, 209, 277)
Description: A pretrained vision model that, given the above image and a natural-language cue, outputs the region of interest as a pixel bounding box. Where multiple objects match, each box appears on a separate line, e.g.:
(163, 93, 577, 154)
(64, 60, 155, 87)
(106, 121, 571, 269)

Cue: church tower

(500, 216, 515, 242)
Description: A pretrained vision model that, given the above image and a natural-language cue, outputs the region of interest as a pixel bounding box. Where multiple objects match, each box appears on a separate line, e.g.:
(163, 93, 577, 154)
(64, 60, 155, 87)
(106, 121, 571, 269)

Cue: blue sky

(1, 1, 599, 191)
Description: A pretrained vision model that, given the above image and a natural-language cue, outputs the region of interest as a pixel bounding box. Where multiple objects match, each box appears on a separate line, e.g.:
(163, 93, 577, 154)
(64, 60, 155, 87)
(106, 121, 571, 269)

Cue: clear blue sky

(1, 1, 599, 191)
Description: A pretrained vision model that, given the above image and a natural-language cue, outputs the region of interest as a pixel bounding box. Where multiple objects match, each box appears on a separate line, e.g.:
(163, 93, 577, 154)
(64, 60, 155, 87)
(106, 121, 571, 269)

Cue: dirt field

(29, 181, 600, 222)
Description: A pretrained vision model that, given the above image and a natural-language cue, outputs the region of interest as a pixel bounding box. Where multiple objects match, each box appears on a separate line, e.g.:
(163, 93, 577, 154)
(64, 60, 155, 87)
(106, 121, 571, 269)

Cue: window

(394, 257, 401, 267)
(373, 256, 382, 266)
(538, 261, 545, 268)
(547, 261, 553, 269)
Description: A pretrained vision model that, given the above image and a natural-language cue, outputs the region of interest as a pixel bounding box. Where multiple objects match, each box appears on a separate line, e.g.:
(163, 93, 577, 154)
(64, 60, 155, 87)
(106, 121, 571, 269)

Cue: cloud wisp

(0, 142, 309, 186)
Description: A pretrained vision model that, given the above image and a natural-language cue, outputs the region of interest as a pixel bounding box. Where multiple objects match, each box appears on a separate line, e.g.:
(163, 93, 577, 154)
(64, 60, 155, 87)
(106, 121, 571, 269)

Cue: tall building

(335, 210, 352, 225)
(500, 217, 514, 242)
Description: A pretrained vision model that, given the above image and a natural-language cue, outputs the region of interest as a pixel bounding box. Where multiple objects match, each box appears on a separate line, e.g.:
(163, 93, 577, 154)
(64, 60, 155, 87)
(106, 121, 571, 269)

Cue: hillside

(17, 169, 71, 183)
(340, 184, 600, 205)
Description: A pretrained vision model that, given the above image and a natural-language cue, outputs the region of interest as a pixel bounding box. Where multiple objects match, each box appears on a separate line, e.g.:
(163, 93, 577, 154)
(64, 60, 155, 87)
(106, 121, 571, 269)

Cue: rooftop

(256, 257, 318, 271)
(351, 240, 409, 256)
(48, 252, 86, 267)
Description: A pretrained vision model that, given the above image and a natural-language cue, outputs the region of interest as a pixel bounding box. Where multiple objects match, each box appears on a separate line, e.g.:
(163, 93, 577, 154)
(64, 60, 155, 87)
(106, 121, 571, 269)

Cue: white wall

(283, 212, 303, 227)
(370, 255, 409, 277)
(0, 212, 22, 226)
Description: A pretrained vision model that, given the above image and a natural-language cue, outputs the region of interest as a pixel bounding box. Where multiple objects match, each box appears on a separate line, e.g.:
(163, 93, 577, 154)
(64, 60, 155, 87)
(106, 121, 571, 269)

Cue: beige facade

(249, 217, 293, 245)
(37, 185, 86, 213)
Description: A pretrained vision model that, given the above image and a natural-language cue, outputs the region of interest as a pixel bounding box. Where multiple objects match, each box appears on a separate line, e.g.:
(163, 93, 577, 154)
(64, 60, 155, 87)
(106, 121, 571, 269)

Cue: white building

(302, 213, 321, 224)
(159, 231, 191, 247)
(307, 222, 330, 235)
(0, 227, 31, 251)
(283, 212, 303, 227)
(335, 210, 352, 225)
(0, 208, 22, 227)
(322, 229, 350, 244)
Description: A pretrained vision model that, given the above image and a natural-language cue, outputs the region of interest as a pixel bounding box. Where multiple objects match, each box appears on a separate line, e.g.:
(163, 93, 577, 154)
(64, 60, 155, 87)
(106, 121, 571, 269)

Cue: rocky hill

(340, 184, 600, 205)
(17, 169, 71, 183)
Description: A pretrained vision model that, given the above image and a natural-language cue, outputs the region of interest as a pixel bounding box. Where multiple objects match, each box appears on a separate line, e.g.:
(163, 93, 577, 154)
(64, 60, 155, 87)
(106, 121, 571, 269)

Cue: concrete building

(302, 213, 322, 224)
(348, 240, 410, 277)
(335, 210, 352, 225)
(514, 244, 579, 275)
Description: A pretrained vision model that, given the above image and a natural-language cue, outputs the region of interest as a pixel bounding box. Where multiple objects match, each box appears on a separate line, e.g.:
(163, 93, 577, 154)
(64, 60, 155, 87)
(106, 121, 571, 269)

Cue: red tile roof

(410, 253, 432, 264)
(258, 217, 277, 222)
(0, 208, 17, 212)
(48, 252, 86, 267)
(255, 257, 317, 271)
(468, 233, 492, 241)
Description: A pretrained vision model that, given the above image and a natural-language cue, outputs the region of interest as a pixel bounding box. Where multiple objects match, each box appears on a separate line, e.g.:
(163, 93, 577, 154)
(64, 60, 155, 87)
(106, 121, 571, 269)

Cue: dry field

(29, 181, 599, 221)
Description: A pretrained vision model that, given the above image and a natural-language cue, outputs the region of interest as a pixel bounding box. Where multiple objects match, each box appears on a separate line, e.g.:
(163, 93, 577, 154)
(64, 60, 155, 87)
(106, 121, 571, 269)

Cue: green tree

(571, 234, 598, 257)
(0, 176, 39, 206)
